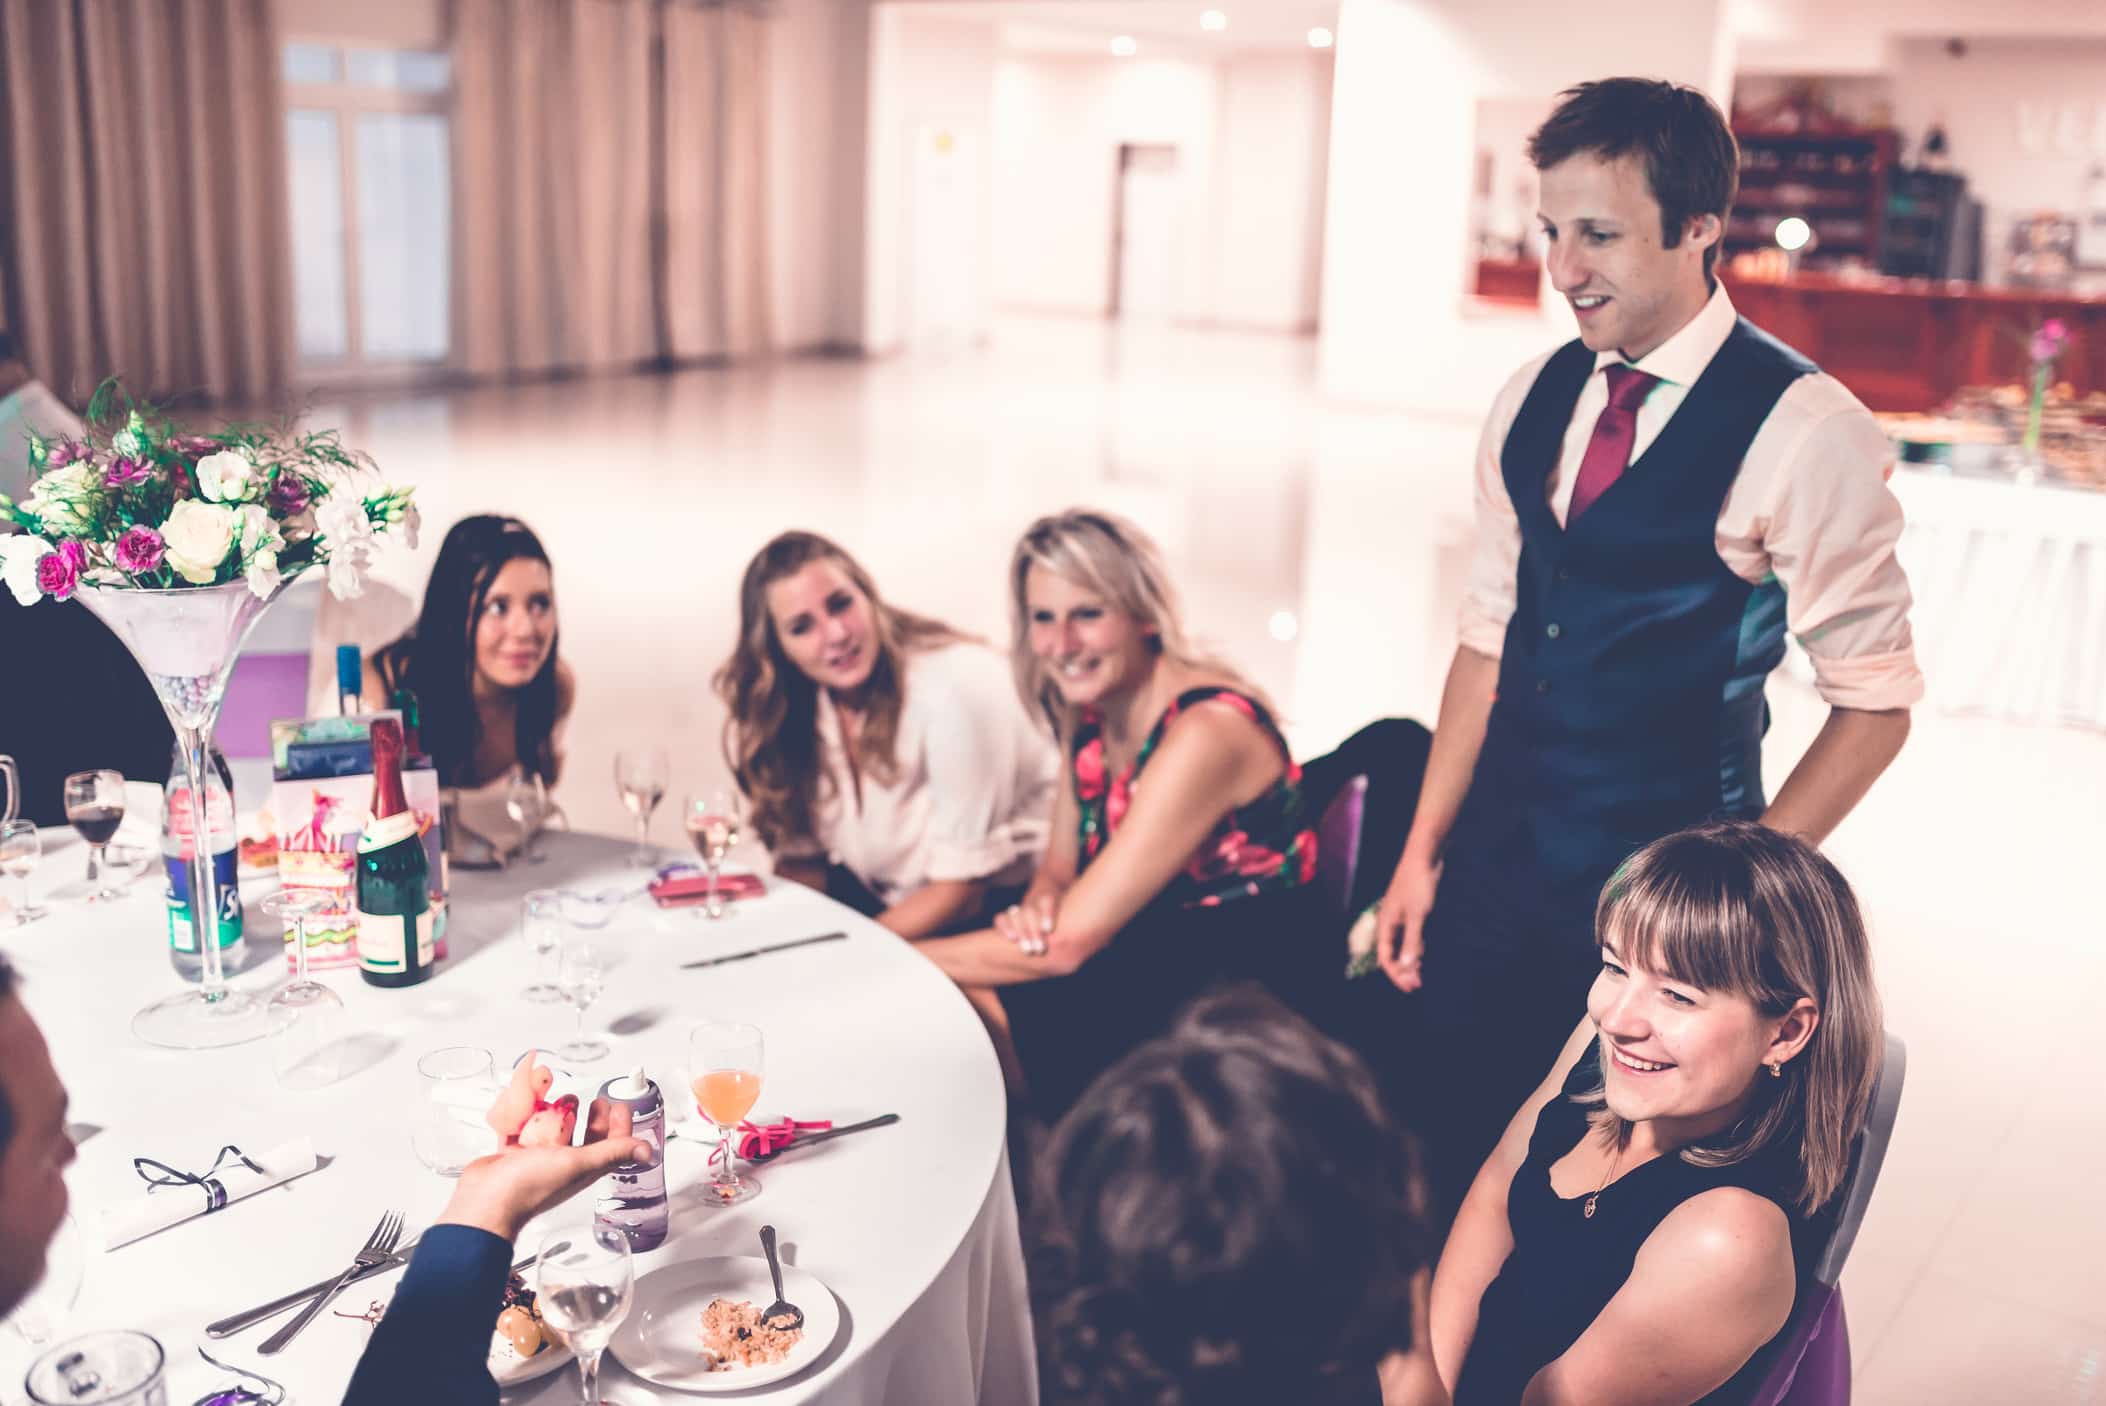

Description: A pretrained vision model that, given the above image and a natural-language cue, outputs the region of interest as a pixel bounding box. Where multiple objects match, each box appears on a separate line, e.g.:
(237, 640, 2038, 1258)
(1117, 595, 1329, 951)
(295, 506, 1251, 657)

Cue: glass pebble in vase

(74, 581, 298, 1050)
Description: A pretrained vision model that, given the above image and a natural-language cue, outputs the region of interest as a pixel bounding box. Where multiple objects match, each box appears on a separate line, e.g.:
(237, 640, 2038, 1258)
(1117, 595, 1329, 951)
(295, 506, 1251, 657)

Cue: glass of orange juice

(689, 1020, 765, 1207)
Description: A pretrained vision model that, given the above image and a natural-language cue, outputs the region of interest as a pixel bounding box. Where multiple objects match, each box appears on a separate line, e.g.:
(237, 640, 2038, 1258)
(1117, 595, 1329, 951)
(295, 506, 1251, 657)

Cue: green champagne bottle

(356, 717, 434, 988)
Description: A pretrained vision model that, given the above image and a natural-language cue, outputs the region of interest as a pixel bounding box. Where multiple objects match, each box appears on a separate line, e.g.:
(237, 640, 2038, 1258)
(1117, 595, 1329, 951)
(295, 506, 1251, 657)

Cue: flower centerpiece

(2020, 318, 2071, 465)
(0, 383, 416, 1049)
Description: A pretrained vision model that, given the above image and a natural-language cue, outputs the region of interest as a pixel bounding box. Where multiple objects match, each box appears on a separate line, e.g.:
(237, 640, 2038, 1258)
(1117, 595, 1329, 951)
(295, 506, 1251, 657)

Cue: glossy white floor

(320, 315, 2106, 1402)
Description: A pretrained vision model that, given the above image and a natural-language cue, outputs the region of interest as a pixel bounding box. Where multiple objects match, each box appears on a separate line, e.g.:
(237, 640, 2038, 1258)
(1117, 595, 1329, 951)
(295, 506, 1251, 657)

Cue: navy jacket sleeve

(341, 1224, 511, 1406)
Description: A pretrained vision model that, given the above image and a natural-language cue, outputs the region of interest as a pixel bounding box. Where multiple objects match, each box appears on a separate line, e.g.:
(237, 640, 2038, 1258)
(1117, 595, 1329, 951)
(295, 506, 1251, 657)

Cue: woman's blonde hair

(1007, 509, 1263, 740)
(1578, 820, 1884, 1212)
(714, 531, 968, 853)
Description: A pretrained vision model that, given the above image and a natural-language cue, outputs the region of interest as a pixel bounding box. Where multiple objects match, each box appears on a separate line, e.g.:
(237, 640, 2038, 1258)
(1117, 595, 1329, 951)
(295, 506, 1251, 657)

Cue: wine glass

(0, 819, 46, 926)
(521, 888, 564, 1003)
(557, 938, 610, 1063)
(505, 767, 550, 865)
(535, 1222, 634, 1406)
(681, 788, 743, 920)
(262, 888, 349, 1090)
(615, 748, 669, 869)
(5, 1212, 83, 1347)
(62, 770, 127, 902)
(688, 1020, 764, 1207)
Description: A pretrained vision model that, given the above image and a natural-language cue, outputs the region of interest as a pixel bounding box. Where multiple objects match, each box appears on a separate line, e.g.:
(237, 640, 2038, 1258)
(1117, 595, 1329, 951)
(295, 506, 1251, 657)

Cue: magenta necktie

(1567, 364, 1658, 524)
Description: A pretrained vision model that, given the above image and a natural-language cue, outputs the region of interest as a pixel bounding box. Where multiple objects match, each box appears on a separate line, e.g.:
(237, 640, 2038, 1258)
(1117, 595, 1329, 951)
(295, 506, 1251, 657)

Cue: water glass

(615, 748, 669, 868)
(0, 818, 46, 926)
(505, 767, 550, 865)
(23, 1329, 166, 1406)
(410, 1046, 498, 1176)
(521, 888, 563, 1003)
(5, 1212, 82, 1348)
(557, 940, 610, 1063)
(535, 1222, 633, 1406)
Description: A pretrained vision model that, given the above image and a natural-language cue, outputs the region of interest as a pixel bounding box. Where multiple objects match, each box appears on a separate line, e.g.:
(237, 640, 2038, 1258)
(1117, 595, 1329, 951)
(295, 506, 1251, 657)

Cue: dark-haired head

(0, 952, 76, 1319)
(1033, 986, 1431, 1405)
(1528, 77, 1738, 279)
(385, 515, 560, 787)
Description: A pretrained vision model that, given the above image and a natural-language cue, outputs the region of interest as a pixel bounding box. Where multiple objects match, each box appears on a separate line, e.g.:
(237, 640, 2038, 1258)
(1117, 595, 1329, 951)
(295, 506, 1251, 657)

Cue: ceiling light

(1200, 9, 1228, 30)
(1110, 35, 1138, 56)
(1773, 216, 1812, 252)
(1268, 610, 1299, 642)
(1307, 26, 1334, 48)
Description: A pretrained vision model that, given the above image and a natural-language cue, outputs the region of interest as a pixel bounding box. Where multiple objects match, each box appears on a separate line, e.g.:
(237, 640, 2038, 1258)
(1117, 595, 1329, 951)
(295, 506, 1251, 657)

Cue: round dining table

(0, 826, 1038, 1405)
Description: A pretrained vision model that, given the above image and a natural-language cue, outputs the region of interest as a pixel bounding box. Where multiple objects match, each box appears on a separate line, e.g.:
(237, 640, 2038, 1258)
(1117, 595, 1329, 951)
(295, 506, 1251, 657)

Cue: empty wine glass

(521, 888, 564, 1003)
(615, 748, 669, 869)
(557, 939, 610, 1063)
(505, 767, 550, 865)
(0, 819, 46, 927)
(62, 770, 127, 902)
(689, 1020, 764, 1207)
(681, 788, 744, 920)
(263, 888, 349, 1090)
(535, 1222, 633, 1406)
(5, 1211, 83, 1347)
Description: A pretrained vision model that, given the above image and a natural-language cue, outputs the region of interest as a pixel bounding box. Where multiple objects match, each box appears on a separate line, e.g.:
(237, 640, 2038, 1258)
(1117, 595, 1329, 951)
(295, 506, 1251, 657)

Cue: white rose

(23, 463, 101, 537)
(245, 548, 283, 600)
(196, 449, 259, 504)
(161, 500, 238, 585)
(0, 534, 53, 605)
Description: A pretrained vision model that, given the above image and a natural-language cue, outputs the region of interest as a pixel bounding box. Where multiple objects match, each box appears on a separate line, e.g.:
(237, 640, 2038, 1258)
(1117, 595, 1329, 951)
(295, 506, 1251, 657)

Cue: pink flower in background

(2030, 318, 2071, 366)
(103, 457, 152, 489)
(267, 473, 310, 515)
(167, 434, 221, 459)
(44, 440, 88, 468)
(34, 540, 84, 600)
(113, 525, 165, 574)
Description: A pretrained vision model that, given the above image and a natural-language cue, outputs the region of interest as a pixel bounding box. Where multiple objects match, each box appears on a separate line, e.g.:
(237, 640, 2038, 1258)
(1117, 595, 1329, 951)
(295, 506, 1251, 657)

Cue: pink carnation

(34, 541, 84, 600)
(104, 457, 153, 489)
(45, 440, 88, 468)
(114, 525, 165, 574)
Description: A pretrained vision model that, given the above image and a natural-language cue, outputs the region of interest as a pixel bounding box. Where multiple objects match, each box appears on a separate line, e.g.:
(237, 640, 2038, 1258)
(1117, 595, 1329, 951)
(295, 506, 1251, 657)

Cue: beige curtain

(450, 0, 658, 377)
(451, 0, 771, 378)
(0, 0, 295, 403)
(662, 3, 772, 360)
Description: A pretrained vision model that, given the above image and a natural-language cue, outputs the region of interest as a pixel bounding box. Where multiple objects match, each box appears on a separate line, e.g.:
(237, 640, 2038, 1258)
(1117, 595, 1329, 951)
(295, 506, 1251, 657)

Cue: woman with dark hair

(365, 515, 572, 789)
(1431, 820, 1885, 1405)
(1035, 985, 1445, 1406)
(716, 531, 1056, 939)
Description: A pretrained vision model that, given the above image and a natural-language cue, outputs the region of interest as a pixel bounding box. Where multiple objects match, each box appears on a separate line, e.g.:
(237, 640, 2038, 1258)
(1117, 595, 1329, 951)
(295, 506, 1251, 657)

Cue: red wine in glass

(62, 769, 128, 903)
(68, 807, 124, 846)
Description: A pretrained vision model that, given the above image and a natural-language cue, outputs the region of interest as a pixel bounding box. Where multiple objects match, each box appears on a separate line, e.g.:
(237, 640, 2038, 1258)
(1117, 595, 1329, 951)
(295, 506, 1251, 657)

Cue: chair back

(1748, 1030, 1908, 1406)
(1313, 775, 1367, 916)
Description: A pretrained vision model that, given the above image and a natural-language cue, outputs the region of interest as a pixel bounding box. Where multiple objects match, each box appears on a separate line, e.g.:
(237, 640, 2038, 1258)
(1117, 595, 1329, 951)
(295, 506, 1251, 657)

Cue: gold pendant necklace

(1583, 1142, 1623, 1220)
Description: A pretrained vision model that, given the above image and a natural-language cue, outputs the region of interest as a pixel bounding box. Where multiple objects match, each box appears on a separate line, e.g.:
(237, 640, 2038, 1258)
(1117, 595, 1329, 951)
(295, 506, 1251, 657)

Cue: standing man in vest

(1372, 79, 1921, 1217)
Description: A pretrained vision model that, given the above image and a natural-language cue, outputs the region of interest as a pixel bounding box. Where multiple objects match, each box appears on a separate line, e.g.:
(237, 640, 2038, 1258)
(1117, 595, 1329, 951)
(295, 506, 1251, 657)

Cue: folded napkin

(707, 1117, 832, 1166)
(98, 1138, 320, 1250)
(649, 868, 766, 908)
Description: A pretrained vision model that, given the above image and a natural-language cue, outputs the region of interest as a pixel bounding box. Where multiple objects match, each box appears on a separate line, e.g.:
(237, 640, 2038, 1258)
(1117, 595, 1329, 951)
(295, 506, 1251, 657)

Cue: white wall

(1317, 0, 1734, 412)
(864, 7, 999, 354)
(989, 51, 1331, 332)
(768, 0, 872, 350)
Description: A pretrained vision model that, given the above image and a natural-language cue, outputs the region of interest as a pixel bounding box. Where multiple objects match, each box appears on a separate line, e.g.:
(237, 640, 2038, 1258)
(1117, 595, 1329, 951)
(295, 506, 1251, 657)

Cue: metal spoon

(757, 1224, 804, 1331)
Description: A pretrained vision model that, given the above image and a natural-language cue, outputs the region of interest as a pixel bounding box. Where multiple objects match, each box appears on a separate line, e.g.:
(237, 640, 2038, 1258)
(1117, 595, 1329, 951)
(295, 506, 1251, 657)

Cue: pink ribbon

(707, 1116, 833, 1166)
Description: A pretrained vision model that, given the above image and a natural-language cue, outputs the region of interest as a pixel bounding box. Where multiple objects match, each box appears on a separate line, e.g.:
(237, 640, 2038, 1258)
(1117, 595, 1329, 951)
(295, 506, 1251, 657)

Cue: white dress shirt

(1460, 282, 1924, 711)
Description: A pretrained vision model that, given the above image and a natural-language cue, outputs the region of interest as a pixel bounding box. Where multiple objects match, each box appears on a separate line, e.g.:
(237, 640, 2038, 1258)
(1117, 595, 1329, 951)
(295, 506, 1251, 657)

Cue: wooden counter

(1724, 273, 2106, 412)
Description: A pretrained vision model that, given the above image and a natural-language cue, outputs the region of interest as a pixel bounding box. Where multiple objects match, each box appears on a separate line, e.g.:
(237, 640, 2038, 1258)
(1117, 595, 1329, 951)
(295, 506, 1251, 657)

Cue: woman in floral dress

(917, 509, 1323, 1116)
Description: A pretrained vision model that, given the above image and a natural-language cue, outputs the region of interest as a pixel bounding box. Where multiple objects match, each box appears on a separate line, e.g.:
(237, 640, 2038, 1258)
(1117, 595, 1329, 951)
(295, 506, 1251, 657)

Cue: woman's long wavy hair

(1033, 985, 1432, 1406)
(1577, 820, 1885, 1212)
(376, 514, 559, 788)
(714, 531, 968, 853)
(1008, 509, 1264, 742)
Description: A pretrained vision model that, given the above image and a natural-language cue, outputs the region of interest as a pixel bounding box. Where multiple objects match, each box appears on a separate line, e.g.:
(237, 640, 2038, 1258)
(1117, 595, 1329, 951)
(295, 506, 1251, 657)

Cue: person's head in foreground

(1034, 985, 1436, 1405)
(1585, 819, 1881, 1210)
(1528, 76, 1738, 362)
(0, 955, 76, 1318)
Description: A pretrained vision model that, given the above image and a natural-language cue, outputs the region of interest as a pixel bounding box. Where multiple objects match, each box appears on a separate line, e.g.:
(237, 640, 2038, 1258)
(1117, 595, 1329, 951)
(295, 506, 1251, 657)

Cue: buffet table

(0, 831, 1037, 1404)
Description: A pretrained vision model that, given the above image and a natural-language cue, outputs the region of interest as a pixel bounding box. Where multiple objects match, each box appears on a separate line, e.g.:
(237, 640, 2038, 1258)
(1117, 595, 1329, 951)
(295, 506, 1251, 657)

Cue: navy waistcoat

(1456, 317, 1817, 890)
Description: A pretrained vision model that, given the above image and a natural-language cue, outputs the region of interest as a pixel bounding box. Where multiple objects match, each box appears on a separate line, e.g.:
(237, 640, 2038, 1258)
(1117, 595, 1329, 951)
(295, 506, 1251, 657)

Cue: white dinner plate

(610, 1255, 840, 1392)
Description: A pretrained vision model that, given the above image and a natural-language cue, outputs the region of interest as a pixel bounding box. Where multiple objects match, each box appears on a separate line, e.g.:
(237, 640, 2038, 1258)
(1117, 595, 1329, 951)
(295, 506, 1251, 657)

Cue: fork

(259, 1211, 404, 1355)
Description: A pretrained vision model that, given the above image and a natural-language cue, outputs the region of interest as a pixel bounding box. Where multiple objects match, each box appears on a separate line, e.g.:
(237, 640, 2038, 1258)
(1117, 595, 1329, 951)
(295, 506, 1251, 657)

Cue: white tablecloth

(0, 831, 1037, 1405)
(1888, 466, 2106, 729)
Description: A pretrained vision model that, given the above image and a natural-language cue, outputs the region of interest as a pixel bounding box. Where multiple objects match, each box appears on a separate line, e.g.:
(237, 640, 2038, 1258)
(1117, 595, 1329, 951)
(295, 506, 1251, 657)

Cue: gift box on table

(271, 712, 449, 969)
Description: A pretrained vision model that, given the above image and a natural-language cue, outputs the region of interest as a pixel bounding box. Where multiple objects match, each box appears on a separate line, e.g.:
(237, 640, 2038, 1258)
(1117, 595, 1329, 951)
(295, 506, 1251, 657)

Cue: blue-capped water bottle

(595, 1067, 669, 1251)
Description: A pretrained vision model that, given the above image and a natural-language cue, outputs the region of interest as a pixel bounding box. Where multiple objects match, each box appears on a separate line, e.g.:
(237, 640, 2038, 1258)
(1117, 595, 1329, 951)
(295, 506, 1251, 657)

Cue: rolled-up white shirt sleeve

(1756, 402, 1925, 711)
(920, 667, 1041, 883)
(1457, 362, 1540, 659)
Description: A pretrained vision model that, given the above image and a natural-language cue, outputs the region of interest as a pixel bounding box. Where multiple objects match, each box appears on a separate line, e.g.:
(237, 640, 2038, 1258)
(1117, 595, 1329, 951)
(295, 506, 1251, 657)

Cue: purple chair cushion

(1313, 775, 1366, 916)
(217, 652, 311, 759)
(1751, 1286, 1851, 1406)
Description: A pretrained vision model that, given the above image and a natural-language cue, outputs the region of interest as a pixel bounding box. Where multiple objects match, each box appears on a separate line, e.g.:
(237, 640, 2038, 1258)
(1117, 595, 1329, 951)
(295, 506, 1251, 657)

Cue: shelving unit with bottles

(1727, 127, 1896, 272)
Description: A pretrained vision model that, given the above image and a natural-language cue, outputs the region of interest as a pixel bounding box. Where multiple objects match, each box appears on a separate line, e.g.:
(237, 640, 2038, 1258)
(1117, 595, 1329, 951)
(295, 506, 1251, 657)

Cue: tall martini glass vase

(75, 577, 298, 1049)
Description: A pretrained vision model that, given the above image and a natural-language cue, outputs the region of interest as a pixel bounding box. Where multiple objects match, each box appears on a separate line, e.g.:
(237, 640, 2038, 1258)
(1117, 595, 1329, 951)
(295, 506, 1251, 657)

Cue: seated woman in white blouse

(716, 531, 1059, 939)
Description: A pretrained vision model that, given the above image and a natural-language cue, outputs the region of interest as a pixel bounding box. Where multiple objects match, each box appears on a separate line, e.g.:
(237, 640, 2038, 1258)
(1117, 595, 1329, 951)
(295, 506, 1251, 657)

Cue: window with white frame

(283, 41, 452, 368)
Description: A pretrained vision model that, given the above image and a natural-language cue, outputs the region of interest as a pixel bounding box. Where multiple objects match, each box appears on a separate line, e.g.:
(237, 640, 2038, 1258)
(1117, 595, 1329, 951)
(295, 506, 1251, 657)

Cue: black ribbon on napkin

(133, 1144, 266, 1213)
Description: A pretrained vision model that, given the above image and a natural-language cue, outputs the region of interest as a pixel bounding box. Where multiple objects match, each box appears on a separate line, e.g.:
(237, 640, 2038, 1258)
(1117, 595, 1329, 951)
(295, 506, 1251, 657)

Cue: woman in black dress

(1429, 820, 1885, 1405)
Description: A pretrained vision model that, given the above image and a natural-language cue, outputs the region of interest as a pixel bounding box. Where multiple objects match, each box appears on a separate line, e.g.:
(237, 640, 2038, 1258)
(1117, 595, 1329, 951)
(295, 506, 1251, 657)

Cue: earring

(1766, 1060, 1783, 1079)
